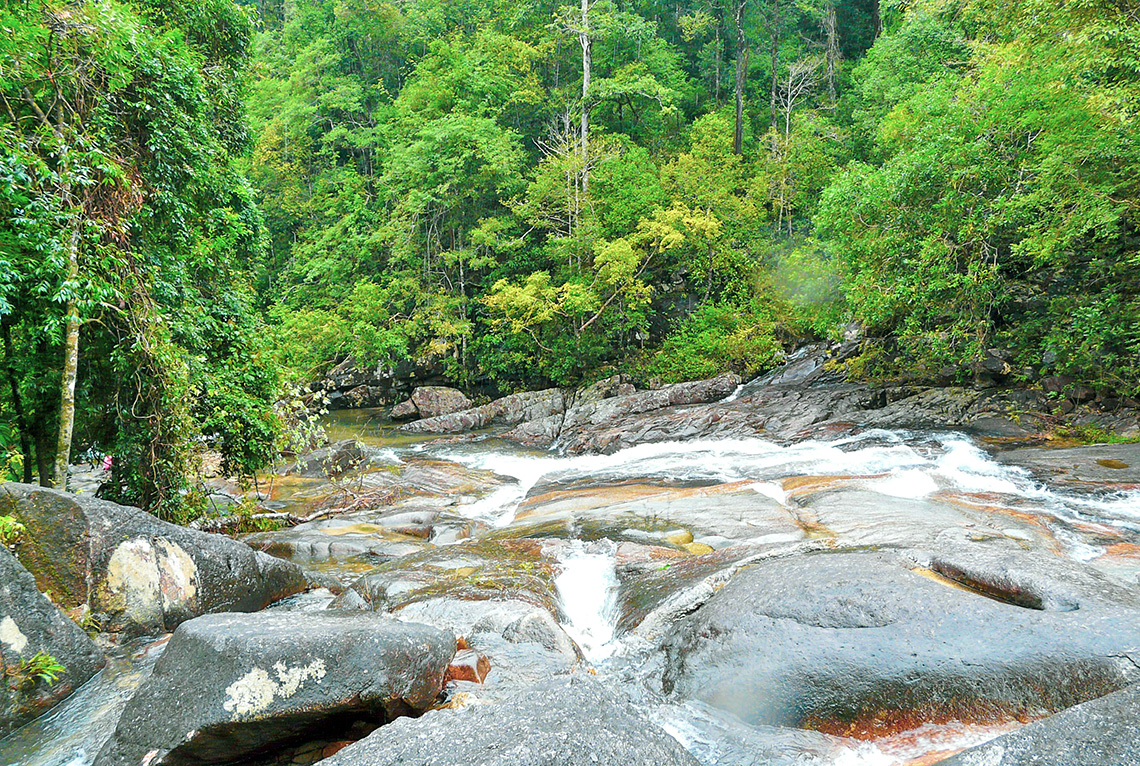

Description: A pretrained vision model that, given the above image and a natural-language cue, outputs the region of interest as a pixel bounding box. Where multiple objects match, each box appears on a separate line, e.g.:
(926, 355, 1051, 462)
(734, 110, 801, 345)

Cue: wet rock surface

(651, 700, 860, 766)
(662, 550, 1140, 735)
(997, 442, 1140, 486)
(10, 348, 1140, 766)
(93, 612, 455, 766)
(319, 674, 701, 766)
(0, 484, 307, 637)
(0, 548, 106, 738)
(933, 684, 1140, 765)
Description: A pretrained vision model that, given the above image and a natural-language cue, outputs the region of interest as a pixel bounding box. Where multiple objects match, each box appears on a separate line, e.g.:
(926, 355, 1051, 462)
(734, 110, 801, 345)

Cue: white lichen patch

(103, 538, 162, 628)
(222, 659, 327, 719)
(273, 659, 326, 697)
(155, 539, 199, 612)
(0, 615, 28, 654)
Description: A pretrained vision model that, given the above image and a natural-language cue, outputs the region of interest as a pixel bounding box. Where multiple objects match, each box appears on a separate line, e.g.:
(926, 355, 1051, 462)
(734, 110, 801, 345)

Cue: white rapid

(433, 430, 1140, 546)
(553, 540, 621, 663)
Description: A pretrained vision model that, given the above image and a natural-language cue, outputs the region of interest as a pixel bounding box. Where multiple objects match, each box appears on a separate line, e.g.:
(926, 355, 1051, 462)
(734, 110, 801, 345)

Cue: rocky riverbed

(2, 359, 1139, 766)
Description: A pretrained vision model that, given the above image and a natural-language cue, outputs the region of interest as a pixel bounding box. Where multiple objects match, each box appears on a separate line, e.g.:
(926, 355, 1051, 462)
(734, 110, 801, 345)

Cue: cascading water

(8, 420, 1139, 766)
(553, 540, 621, 663)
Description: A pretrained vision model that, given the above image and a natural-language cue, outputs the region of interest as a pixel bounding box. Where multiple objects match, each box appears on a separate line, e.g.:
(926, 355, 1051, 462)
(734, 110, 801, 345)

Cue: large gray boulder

(94, 612, 456, 766)
(401, 388, 567, 434)
(662, 550, 1140, 735)
(934, 684, 1140, 765)
(0, 484, 307, 637)
(997, 442, 1140, 486)
(504, 374, 741, 450)
(0, 548, 105, 738)
(319, 674, 701, 766)
(410, 386, 473, 418)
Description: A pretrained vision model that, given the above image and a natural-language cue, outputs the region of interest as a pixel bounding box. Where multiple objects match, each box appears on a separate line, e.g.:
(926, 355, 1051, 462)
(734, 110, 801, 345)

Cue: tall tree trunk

(580, 0, 591, 194)
(768, 0, 781, 129)
(51, 224, 81, 490)
(1, 318, 34, 484)
(732, 0, 749, 155)
(715, 21, 721, 103)
(33, 426, 52, 488)
(824, 3, 839, 106)
(871, 0, 882, 39)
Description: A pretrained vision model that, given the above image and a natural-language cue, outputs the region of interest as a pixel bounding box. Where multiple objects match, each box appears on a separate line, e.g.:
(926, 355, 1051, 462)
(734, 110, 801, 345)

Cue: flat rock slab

(319, 674, 701, 766)
(0, 484, 307, 637)
(996, 443, 1140, 485)
(0, 548, 105, 738)
(93, 612, 455, 766)
(662, 550, 1140, 735)
(794, 488, 1056, 550)
(933, 684, 1140, 765)
(515, 479, 804, 550)
(651, 700, 859, 766)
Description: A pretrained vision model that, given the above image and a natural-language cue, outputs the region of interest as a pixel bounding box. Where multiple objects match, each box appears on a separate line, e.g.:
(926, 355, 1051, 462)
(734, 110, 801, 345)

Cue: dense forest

(1, 0, 1137, 516)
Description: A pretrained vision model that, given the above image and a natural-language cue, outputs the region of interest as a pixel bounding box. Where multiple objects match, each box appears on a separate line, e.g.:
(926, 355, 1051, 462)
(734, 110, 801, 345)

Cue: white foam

(553, 540, 620, 662)
(872, 469, 939, 499)
(749, 481, 788, 504)
(720, 383, 745, 403)
(830, 744, 896, 766)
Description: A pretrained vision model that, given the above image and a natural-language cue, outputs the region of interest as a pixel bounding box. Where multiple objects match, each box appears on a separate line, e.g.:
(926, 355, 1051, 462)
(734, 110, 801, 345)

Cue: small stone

(664, 529, 693, 546)
(390, 399, 418, 420)
(321, 742, 353, 759)
(683, 542, 715, 555)
(445, 649, 491, 684)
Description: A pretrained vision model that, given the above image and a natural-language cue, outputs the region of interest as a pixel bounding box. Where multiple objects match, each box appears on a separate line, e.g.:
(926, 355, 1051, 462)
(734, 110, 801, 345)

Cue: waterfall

(554, 540, 620, 663)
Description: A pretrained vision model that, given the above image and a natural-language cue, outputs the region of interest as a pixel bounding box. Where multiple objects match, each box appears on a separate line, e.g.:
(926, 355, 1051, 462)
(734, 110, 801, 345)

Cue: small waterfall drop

(554, 540, 621, 662)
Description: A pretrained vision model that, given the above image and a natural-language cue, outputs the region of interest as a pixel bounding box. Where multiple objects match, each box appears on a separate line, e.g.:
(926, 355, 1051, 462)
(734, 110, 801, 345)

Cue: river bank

(3, 351, 1139, 766)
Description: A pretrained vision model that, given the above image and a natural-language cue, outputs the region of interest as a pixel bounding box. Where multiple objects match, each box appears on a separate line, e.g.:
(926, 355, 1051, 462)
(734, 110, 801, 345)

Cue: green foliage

(636, 300, 783, 384)
(0, 515, 25, 549)
(4, 0, 1137, 508)
(1, 0, 283, 513)
(9, 651, 67, 689)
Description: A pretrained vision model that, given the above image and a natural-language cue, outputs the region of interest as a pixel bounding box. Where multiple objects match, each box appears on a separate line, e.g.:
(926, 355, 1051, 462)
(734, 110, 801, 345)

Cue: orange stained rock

(779, 474, 868, 496)
(806, 706, 1034, 741)
(910, 567, 988, 597)
(1105, 542, 1140, 557)
(320, 742, 353, 759)
(445, 649, 491, 684)
(614, 542, 688, 566)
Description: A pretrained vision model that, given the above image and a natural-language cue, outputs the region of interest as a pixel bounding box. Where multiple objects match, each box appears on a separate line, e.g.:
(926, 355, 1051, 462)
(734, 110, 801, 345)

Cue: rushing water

(435, 430, 1140, 545)
(553, 540, 621, 662)
(0, 639, 167, 766)
(4, 419, 1138, 766)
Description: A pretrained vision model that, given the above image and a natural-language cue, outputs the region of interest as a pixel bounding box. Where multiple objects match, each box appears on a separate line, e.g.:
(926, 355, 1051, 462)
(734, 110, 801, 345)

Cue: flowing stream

(553, 540, 621, 662)
(4, 418, 1138, 766)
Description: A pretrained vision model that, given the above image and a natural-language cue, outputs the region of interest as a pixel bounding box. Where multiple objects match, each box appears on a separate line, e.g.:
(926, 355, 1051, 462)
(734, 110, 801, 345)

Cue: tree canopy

(2, 0, 1137, 516)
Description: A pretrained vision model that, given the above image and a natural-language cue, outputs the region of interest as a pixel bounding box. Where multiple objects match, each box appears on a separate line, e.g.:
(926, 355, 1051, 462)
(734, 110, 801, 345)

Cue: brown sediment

(911, 567, 988, 597)
(805, 705, 1035, 741)
(1104, 542, 1140, 557)
(1096, 458, 1130, 469)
